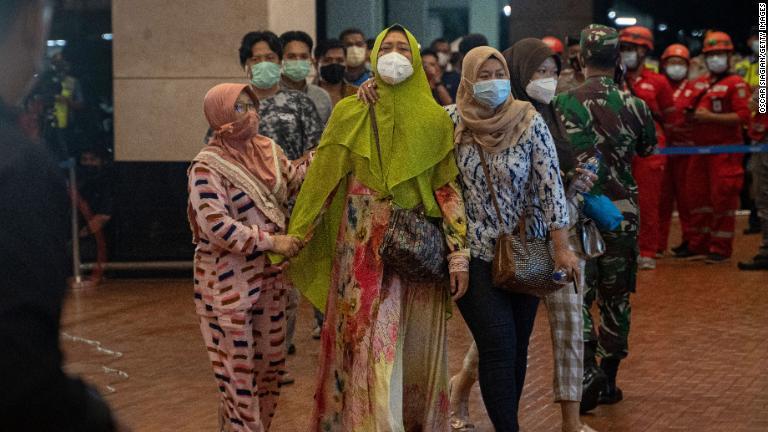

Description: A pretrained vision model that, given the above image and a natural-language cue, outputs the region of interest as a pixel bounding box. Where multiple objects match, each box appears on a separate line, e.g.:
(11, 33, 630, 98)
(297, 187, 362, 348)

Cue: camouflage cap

(580, 24, 619, 60)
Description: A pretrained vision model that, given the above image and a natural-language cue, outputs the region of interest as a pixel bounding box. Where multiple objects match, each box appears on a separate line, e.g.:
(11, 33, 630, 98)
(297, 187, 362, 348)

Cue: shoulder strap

(369, 104, 385, 179)
(474, 142, 527, 242)
(690, 74, 730, 110)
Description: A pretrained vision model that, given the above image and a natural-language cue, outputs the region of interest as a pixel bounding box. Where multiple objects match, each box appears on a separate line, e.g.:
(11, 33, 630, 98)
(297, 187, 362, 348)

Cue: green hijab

(286, 25, 458, 311)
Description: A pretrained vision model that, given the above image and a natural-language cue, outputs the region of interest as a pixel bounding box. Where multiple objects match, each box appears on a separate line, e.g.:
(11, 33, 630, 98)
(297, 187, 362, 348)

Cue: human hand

(356, 78, 379, 104)
(568, 168, 597, 196)
(553, 247, 580, 283)
(450, 270, 469, 301)
(270, 235, 302, 258)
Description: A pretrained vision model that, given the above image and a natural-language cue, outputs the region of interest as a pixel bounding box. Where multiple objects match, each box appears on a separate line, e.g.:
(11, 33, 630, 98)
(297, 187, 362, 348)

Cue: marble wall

(113, 0, 315, 161)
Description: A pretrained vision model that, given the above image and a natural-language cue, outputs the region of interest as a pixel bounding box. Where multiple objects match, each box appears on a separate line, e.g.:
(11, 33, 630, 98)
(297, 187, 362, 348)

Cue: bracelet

(448, 252, 470, 273)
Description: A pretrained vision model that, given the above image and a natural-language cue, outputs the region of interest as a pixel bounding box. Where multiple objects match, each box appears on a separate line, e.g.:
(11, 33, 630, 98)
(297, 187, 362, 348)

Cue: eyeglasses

(234, 102, 257, 113)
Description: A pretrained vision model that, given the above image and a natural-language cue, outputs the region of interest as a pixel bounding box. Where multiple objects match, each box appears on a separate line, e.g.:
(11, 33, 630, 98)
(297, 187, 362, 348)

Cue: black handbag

(369, 106, 448, 282)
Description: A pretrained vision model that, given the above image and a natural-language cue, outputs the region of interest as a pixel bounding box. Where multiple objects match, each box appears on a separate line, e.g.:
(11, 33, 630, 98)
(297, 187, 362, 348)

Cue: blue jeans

(456, 259, 539, 432)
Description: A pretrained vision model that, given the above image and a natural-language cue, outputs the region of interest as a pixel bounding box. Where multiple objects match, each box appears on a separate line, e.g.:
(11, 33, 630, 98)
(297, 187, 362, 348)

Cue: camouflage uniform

(554, 25, 657, 363)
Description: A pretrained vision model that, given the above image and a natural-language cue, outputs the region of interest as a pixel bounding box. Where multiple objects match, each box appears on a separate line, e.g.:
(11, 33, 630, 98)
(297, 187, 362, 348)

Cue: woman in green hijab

(287, 25, 470, 431)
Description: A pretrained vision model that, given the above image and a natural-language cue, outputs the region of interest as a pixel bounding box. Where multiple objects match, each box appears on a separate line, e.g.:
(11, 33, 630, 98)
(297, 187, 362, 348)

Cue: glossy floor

(61, 219, 767, 431)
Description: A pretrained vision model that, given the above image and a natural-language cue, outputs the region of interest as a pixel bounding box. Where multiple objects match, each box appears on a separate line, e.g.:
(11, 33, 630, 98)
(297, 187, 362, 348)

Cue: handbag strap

(369, 105, 385, 180)
(474, 142, 527, 246)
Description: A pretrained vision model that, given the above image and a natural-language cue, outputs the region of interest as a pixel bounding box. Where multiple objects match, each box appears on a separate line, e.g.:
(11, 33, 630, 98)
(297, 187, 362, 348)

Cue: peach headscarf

(455, 46, 537, 154)
(203, 83, 278, 187)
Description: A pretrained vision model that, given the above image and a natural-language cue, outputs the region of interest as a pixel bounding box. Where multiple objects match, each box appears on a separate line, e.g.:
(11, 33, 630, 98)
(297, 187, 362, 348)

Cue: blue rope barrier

(657, 144, 768, 155)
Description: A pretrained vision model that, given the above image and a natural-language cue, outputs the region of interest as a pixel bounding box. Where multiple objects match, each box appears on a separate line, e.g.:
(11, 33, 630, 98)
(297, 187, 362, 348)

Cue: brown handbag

(475, 143, 563, 297)
(370, 106, 448, 282)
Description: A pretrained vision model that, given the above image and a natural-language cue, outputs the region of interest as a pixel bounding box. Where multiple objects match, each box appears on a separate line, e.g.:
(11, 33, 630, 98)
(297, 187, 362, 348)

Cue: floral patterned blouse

(445, 104, 569, 262)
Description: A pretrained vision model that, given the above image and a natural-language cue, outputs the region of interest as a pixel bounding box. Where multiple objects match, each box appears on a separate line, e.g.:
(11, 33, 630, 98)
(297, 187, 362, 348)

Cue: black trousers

(456, 259, 539, 432)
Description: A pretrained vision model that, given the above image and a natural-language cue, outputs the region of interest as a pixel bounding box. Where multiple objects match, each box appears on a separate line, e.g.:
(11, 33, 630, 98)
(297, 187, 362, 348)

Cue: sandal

(449, 375, 475, 431)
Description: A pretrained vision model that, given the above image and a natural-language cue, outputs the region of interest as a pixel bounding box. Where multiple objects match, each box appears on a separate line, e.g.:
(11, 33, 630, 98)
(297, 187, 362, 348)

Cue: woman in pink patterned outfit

(187, 83, 305, 432)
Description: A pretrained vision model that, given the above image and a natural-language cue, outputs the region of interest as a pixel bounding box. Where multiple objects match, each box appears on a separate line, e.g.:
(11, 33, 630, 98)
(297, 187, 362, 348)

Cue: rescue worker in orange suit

(619, 26, 678, 270)
(684, 32, 751, 263)
(658, 44, 702, 257)
(542, 35, 565, 58)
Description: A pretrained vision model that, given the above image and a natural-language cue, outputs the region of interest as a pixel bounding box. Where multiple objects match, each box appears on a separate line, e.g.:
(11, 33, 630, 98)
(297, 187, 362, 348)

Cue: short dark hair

(315, 38, 345, 59)
(238, 31, 282, 66)
(280, 30, 314, 53)
(430, 38, 448, 49)
(566, 34, 581, 48)
(459, 33, 489, 55)
(584, 52, 617, 69)
(339, 28, 365, 42)
(420, 48, 438, 61)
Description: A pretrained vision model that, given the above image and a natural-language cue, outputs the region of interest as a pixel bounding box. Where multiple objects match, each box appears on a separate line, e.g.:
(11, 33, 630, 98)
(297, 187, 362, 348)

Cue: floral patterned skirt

(310, 177, 450, 432)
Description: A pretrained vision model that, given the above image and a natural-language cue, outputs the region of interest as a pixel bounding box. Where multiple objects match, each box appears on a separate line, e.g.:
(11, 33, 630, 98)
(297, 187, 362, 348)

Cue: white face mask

(376, 52, 414, 85)
(346, 46, 367, 67)
(437, 52, 450, 68)
(665, 64, 688, 81)
(705, 54, 729, 74)
(621, 51, 639, 69)
(525, 77, 558, 104)
(752, 40, 760, 55)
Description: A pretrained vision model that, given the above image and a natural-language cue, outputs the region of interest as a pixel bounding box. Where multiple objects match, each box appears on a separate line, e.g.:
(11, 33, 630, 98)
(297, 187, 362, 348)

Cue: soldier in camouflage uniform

(554, 24, 657, 413)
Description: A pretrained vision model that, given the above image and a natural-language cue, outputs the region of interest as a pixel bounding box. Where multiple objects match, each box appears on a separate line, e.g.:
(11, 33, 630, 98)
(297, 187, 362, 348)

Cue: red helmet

(661, 44, 690, 62)
(702, 31, 734, 53)
(619, 26, 654, 50)
(542, 36, 564, 55)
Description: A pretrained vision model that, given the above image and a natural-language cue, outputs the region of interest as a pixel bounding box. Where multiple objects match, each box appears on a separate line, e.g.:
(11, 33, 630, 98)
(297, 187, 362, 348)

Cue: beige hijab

(455, 46, 537, 153)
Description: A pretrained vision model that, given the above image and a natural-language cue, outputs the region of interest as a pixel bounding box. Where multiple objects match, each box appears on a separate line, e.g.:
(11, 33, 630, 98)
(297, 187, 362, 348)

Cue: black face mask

(319, 63, 345, 84)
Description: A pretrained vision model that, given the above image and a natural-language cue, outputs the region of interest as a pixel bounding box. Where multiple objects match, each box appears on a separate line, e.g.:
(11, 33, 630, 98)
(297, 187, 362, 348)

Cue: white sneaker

(638, 256, 656, 270)
(311, 325, 321, 340)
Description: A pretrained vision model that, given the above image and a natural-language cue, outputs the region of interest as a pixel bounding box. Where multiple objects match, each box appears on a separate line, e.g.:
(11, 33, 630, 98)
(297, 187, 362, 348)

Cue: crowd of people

(2, 0, 766, 430)
(184, 16, 767, 432)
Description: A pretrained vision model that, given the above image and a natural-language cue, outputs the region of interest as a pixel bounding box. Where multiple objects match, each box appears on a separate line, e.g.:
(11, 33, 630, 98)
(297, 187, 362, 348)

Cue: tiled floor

(61, 218, 767, 431)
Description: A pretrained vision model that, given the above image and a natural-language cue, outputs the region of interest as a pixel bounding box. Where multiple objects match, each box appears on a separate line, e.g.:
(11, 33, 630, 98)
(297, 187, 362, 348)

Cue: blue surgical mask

(472, 79, 511, 108)
(249, 62, 281, 89)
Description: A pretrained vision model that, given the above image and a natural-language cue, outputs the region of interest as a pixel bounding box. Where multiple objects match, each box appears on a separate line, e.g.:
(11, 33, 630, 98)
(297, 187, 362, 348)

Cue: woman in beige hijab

(446, 46, 577, 432)
(449, 41, 598, 432)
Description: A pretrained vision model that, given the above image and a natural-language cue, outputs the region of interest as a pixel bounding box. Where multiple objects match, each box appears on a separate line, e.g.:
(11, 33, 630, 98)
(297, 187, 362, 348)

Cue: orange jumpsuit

(687, 74, 751, 257)
(627, 67, 677, 257)
(658, 77, 703, 250)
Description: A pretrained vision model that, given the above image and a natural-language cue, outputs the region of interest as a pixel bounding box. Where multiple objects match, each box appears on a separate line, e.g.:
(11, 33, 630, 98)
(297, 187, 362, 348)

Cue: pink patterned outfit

(188, 142, 307, 432)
